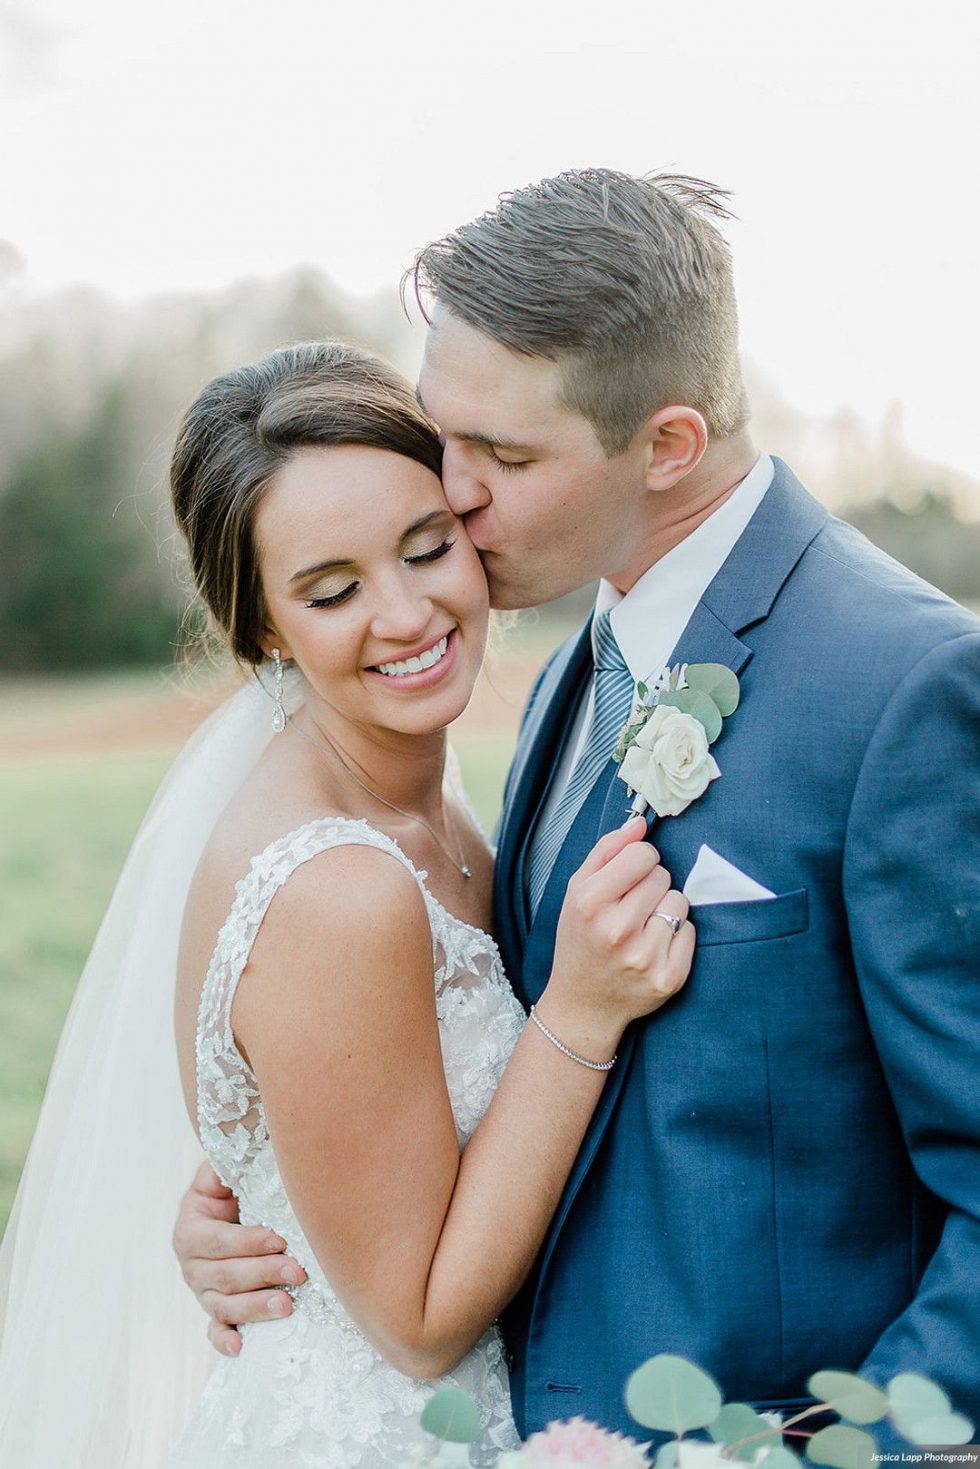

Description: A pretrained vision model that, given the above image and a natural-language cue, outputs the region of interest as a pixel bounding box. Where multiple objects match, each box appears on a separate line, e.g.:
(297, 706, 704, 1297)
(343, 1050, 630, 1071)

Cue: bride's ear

(259, 629, 293, 662)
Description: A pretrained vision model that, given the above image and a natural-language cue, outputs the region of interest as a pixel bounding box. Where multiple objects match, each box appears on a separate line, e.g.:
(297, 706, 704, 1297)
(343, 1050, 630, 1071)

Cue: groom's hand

(172, 1159, 308, 1356)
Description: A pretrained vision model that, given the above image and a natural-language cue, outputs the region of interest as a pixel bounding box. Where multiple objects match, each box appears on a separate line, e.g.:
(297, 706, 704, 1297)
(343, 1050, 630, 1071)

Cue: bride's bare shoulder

(191, 742, 330, 900)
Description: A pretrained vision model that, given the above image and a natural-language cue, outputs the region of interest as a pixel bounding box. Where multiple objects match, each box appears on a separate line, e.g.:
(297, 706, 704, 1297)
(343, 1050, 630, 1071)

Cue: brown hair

(408, 168, 749, 455)
(170, 340, 442, 665)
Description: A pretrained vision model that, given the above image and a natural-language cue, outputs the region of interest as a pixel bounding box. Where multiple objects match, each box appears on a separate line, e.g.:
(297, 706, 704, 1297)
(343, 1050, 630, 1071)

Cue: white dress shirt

(536, 452, 774, 827)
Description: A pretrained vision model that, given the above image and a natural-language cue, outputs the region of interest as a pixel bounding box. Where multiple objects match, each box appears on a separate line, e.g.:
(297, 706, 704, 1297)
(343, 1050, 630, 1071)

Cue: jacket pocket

(690, 888, 809, 947)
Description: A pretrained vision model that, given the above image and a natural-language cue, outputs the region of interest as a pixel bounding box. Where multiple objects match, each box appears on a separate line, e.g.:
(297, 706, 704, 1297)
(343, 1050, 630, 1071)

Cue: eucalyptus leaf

(657, 690, 694, 713)
(659, 689, 724, 744)
(762, 1448, 805, 1469)
(896, 1413, 973, 1446)
(806, 1425, 877, 1469)
(637, 681, 649, 702)
(625, 1354, 723, 1433)
(685, 663, 741, 718)
(420, 1387, 481, 1444)
(656, 1442, 680, 1469)
(807, 1372, 889, 1425)
(709, 1401, 774, 1456)
(887, 1373, 951, 1426)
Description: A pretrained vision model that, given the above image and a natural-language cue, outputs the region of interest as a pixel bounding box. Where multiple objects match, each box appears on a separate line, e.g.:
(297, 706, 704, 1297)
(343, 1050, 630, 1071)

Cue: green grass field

(0, 750, 174, 1229)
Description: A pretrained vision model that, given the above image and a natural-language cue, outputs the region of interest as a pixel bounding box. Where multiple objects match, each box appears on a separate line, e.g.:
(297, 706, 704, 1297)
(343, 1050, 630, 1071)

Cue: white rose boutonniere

(612, 662, 741, 820)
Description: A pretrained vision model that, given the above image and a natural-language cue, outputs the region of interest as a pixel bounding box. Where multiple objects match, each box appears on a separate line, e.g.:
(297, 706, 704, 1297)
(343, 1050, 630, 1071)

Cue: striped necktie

(525, 611, 634, 919)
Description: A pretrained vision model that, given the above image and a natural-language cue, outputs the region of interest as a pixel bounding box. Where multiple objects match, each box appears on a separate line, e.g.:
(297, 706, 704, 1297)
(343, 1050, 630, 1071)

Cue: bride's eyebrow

(288, 511, 452, 585)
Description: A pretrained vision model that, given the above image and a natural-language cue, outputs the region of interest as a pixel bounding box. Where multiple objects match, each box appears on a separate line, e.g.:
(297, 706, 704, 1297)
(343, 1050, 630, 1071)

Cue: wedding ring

(652, 910, 683, 936)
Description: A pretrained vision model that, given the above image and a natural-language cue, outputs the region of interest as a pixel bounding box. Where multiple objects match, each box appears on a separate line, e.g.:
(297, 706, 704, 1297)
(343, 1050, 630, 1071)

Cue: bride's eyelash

(304, 541, 456, 609)
(407, 538, 456, 564)
(306, 584, 358, 609)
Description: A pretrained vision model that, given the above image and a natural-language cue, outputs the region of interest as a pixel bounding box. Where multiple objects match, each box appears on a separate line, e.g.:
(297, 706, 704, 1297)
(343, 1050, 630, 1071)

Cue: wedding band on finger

(652, 910, 683, 936)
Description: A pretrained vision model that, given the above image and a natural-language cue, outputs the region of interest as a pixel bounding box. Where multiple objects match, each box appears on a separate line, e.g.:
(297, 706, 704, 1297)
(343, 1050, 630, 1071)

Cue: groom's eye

(487, 447, 529, 472)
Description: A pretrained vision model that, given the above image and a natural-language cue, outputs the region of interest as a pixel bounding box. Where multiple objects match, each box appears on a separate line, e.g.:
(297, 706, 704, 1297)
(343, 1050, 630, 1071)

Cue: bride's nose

(369, 578, 434, 643)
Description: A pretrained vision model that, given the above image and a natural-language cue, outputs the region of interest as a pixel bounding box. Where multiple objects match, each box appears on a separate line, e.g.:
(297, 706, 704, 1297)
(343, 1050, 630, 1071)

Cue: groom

(174, 170, 980, 1437)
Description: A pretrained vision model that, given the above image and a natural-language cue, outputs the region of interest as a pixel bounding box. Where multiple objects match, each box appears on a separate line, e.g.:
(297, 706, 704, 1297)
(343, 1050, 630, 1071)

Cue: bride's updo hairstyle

(171, 340, 443, 665)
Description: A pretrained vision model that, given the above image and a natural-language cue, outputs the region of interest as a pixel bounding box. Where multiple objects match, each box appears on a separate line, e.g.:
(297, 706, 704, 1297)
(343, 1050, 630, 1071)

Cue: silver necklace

(288, 714, 472, 880)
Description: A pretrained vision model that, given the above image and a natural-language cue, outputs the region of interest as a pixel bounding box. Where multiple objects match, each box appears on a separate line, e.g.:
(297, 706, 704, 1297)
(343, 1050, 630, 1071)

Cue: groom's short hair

(409, 168, 749, 455)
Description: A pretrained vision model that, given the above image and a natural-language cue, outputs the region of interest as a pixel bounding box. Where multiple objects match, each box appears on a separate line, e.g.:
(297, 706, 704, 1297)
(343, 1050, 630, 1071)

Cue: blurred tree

(0, 388, 181, 671)
(845, 488, 980, 605)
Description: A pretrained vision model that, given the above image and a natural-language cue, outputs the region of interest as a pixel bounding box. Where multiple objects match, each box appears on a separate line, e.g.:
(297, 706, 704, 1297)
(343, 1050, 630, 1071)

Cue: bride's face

(254, 443, 489, 737)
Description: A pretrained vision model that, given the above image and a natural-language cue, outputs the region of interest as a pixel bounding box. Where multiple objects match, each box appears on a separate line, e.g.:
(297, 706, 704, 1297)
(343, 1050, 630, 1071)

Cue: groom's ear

(639, 405, 708, 492)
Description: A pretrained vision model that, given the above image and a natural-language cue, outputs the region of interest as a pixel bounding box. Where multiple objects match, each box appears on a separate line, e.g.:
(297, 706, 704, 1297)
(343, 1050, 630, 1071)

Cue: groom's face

(418, 310, 650, 610)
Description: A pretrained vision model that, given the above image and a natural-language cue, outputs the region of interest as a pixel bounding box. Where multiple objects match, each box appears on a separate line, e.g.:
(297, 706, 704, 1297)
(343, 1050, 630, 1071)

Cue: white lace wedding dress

(167, 815, 526, 1468)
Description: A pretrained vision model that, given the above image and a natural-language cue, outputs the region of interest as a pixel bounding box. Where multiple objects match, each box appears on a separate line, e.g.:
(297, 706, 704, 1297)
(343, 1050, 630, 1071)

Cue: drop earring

(271, 648, 286, 732)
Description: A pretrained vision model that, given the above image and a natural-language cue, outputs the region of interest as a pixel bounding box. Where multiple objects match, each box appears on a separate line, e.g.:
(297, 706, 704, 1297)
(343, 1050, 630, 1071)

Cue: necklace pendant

(461, 865, 472, 880)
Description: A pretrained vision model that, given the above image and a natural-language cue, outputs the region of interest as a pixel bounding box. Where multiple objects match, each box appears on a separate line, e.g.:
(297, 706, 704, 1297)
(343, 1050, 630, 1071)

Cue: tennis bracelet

(528, 1005, 618, 1072)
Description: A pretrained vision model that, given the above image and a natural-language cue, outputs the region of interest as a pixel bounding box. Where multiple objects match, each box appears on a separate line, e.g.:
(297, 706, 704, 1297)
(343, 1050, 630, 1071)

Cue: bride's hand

(172, 1159, 308, 1356)
(539, 817, 693, 1059)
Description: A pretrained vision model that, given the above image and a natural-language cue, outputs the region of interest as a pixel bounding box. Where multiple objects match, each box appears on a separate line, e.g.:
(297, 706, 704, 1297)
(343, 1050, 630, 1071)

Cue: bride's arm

(179, 820, 692, 1375)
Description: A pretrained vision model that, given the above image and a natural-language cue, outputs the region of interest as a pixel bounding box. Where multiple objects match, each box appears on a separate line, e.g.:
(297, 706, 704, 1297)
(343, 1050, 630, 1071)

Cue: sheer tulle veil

(0, 670, 294, 1466)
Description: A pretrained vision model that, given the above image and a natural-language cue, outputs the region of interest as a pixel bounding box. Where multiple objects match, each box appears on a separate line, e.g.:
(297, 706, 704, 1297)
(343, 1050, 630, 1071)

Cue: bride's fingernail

(267, 1295, 289, 1316)
(266, 1235, 286, 1252)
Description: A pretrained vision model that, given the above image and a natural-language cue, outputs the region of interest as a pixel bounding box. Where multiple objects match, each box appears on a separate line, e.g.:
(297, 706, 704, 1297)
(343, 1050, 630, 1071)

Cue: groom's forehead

(417, 312, 564, 430)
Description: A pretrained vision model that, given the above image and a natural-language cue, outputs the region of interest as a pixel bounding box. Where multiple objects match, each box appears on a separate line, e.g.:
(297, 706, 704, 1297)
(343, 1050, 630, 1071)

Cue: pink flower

(498, 1416, 652, 1466)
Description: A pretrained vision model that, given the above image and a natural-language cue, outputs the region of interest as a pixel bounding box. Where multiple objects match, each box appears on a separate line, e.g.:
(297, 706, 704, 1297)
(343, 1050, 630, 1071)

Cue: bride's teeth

(376, 635, 450, 678)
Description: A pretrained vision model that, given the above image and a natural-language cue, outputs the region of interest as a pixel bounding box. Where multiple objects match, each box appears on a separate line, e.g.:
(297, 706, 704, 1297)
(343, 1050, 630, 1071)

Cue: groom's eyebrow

(414, 388, 533, 453)
(456, 430, 532, 452)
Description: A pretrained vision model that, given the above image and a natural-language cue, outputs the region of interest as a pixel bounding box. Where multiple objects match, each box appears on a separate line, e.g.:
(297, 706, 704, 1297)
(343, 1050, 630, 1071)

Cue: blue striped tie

(525, 611, 635, 919)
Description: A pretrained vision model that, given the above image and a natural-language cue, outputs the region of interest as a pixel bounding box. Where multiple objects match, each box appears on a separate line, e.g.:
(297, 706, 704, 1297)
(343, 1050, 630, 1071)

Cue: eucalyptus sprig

(413, 1356, 972, 1467)
(622, 1357, 973, 1469)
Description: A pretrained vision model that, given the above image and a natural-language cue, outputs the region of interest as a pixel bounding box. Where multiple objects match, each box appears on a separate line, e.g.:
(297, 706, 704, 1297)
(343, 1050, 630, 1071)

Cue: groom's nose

(441, 443, 492, 517)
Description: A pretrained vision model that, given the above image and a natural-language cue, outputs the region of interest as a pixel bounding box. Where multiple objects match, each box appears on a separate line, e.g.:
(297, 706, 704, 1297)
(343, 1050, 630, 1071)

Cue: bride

(0, 340, 693, 1467)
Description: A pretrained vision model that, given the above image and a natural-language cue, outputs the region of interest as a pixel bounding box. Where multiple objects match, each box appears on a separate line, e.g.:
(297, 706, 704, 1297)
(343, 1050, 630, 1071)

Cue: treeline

(0, 273, 977, 674)
(0, 268, 417, 672)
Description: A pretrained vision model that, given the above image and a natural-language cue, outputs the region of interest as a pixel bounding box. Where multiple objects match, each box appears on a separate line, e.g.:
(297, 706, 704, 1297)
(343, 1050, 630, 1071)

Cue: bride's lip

(364, 628, 459, 690)
(367, 629, 451, 666)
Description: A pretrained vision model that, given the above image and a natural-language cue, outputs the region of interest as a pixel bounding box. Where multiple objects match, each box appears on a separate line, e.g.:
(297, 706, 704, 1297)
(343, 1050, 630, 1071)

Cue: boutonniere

(612, 662, 741, 819)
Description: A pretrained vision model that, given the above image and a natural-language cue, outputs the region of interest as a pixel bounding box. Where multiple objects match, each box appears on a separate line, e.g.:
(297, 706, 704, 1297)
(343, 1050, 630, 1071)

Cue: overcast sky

(2, 0, 979, 482)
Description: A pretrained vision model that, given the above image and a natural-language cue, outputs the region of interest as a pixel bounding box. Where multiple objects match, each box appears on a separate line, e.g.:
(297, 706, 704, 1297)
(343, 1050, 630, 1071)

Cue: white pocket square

(682, 844, 776, 905)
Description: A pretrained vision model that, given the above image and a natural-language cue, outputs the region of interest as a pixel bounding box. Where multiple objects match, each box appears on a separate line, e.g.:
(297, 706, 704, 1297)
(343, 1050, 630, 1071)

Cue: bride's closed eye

(304, 540, 457, 609)
(405, 537, 457, 565)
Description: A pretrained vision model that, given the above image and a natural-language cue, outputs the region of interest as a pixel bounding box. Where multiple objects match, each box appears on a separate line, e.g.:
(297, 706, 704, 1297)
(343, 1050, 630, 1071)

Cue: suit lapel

(493, 621, 593, 981)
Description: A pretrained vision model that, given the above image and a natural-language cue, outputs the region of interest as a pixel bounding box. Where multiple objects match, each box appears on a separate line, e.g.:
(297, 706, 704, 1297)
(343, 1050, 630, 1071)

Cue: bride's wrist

(531, 989, 623, 1067)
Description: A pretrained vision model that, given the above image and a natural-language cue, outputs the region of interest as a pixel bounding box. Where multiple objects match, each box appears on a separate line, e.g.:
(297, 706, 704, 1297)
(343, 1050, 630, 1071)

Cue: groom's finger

(208, 1320, 244, 1357)
(175, 1213, 285, 1265)
(202, 1283, 296, 1330)
(183, 1240, 307, 1296)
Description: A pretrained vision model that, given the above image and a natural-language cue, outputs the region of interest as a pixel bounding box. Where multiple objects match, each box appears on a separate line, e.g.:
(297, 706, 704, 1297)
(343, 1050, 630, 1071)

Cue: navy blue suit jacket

(492, 459, 980, 1439)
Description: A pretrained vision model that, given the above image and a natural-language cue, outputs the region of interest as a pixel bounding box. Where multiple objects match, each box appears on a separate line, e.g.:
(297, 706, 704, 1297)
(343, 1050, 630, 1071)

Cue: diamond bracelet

(528, 1005, 617, 1072)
